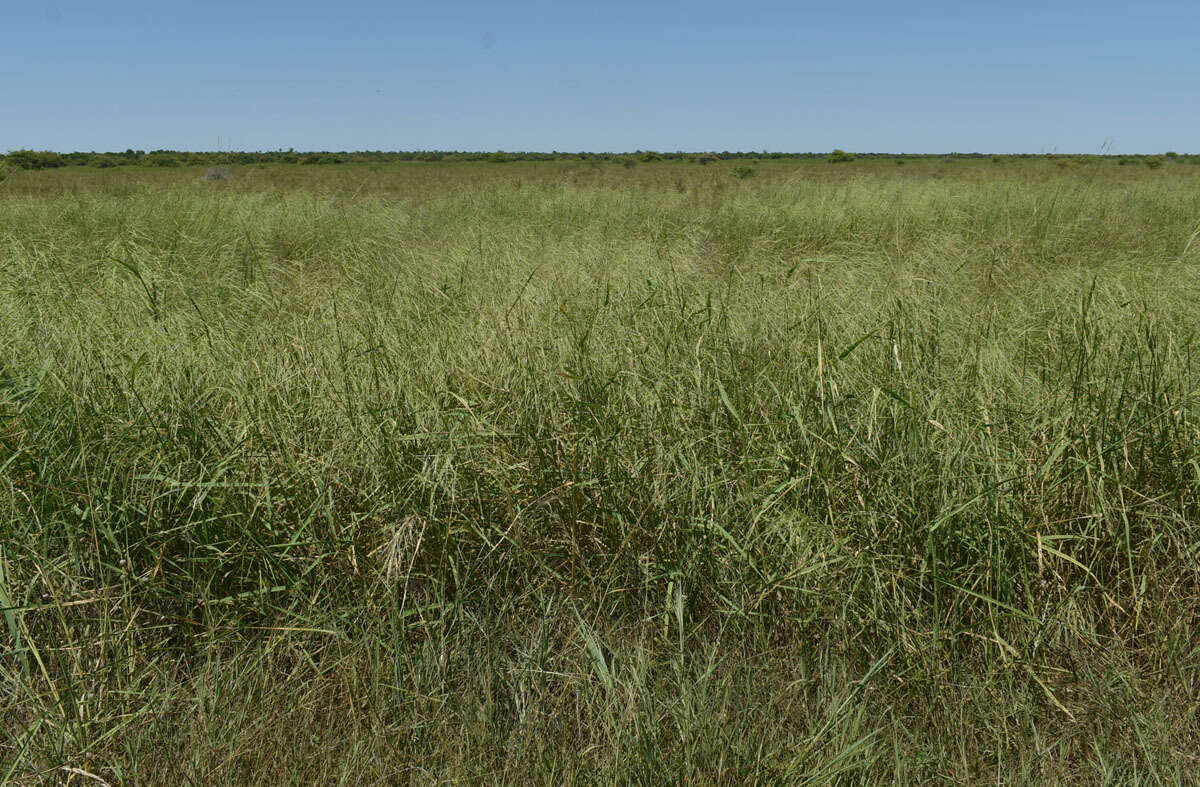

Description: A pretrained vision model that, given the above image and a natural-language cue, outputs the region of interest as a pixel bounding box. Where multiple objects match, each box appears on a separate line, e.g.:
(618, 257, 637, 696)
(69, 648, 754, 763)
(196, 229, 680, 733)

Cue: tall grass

(2, 159, 1200, 782)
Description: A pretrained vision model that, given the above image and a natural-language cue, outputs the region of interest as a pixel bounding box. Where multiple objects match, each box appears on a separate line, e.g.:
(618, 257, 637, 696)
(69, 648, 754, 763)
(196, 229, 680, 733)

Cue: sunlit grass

(2, 159, 1199, 782)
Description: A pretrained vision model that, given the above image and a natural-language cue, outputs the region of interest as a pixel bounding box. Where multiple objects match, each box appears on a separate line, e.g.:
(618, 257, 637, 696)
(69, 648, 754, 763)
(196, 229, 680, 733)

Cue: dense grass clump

(2, 159, 1200, 782)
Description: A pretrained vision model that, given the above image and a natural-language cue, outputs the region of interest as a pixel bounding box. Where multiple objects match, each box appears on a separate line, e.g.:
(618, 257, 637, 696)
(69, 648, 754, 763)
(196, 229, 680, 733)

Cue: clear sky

(4, 0, 1196, 154)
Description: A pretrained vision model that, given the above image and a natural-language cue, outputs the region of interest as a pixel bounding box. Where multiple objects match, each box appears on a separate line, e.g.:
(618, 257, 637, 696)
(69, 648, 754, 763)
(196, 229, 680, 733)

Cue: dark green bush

(5, 150, 66, 170)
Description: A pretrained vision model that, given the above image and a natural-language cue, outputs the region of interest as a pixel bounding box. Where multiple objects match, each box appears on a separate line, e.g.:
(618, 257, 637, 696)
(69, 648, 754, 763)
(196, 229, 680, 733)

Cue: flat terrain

(3, 158, 1200, 782)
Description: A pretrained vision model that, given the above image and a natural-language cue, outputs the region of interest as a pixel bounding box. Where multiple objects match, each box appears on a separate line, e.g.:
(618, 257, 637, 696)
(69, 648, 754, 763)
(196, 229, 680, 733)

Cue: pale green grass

(2, 159, 1200, 783)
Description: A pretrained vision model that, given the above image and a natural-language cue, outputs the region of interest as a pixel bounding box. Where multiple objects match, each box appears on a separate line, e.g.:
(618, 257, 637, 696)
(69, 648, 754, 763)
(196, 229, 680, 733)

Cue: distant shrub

(638, 151, 662, 162)
(1165, 151, 1178, 159)
(696, 155, 717, 166)
(297, 153, 344, 165)
(827, 149, 855, 163)
(619, 157, 637, 168)
(487, 152, 511, 163)
(5, 149, 65, 170)
(991, 155, 1003, 164)
(1118, 158, 1136, 166)
(895, 158, 906, 166)
(144, 154, 181, 167)
(1144, 156, 1165, 170)
(731, 166, 755, 179)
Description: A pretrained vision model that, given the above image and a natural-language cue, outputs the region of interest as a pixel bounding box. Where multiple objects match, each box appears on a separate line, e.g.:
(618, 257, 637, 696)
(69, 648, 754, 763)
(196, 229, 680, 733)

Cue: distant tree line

(2, 148, 1196, 170)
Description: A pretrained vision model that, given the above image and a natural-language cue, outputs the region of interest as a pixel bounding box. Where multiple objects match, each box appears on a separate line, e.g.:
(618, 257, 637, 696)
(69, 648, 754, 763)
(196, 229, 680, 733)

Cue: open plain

(3, 157, 1200, 782)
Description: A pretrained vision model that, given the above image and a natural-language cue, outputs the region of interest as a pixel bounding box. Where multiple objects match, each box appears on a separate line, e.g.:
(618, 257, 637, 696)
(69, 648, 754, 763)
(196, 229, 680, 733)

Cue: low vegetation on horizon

(3, 147, 1197, 170)
(2, 159, 1200, 782)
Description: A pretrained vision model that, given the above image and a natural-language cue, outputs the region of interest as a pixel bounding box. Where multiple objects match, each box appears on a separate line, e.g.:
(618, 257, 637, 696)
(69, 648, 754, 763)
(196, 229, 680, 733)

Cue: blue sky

(4, 1, 1196, 153)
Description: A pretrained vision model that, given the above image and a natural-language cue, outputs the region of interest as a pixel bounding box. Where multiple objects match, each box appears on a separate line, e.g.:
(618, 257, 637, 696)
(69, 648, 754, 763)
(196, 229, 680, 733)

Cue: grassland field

(3, 157, 1200, 783)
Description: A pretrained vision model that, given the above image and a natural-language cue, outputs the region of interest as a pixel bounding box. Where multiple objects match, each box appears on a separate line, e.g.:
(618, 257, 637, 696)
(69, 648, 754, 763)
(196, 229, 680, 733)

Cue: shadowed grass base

(2, 160, 1199, 782)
